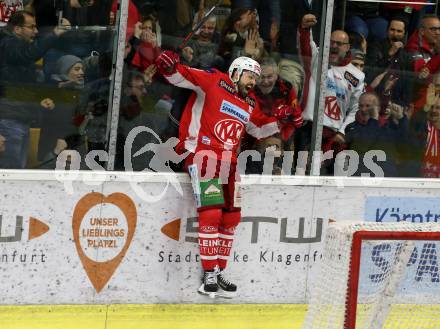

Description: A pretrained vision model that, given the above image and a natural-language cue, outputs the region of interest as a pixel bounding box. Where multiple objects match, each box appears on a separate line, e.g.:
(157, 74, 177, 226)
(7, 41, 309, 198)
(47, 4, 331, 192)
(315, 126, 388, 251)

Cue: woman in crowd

(38, 55, 85, 168)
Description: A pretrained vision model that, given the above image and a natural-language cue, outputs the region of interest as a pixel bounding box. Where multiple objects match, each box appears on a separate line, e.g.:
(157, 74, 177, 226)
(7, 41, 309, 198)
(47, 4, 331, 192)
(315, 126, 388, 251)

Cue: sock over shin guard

(198, 208, 222, 270)
(218, 210, 241, 269)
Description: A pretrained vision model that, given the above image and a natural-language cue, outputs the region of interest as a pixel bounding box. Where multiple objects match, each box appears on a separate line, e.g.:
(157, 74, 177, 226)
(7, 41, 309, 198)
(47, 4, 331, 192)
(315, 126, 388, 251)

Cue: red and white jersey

(299, 28, 365, 135)
(164, 64, 279, 161)
(0, 0, 23, 27)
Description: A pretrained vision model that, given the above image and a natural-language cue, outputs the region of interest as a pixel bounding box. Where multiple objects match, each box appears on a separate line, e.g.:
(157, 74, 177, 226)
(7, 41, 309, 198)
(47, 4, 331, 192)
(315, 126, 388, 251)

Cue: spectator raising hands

(296, 13, 365, 175)
(181, 46, 194, 63)
(131, 15, 162, 75)
(388, 40, 404, 57)
(386, 102, 405, 125)
(219, 8, 265, 65)
(143, 64, 157, 85)
(40, 98, 55, 110)
(0, 11, 71, 169)
(301, 14, 317, 29)
(243, 28, 263, 59)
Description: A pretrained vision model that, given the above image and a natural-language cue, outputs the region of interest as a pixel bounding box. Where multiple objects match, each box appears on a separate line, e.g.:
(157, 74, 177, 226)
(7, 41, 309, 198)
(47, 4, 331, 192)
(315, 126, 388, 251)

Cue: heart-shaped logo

(72, 192, 137, 293)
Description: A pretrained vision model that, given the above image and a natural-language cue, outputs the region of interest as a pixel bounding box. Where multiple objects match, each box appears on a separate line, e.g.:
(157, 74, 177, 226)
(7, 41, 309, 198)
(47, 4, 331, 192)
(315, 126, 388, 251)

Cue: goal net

(302, 222, 440, 329)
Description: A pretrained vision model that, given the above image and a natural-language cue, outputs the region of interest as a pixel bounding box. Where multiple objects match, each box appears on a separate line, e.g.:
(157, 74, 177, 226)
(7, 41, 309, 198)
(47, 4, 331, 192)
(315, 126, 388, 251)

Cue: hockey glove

(272, 104, 293, 120)
(155, 50, 180, 75)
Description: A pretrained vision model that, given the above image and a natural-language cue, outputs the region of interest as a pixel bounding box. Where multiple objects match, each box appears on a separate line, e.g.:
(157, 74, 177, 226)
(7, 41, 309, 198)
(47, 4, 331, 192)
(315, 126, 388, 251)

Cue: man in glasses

(114, 70, 155, 171)
(295, 14, 365, 175)
(409, 16, 440, 115)
(407, 15, 440, 69)
(0, 11, 70, 168)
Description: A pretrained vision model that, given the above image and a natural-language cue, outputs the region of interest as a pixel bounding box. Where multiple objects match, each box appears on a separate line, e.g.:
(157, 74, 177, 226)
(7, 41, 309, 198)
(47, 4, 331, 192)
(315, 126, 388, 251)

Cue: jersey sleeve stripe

(246, 121, 279, 139)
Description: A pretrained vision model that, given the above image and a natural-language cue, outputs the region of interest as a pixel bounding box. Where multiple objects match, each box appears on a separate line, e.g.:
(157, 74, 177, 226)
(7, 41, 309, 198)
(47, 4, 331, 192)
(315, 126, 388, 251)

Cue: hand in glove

(155, 51, 180, 75)
(272, 104, 293, 120)
(273, 104, 303, 125)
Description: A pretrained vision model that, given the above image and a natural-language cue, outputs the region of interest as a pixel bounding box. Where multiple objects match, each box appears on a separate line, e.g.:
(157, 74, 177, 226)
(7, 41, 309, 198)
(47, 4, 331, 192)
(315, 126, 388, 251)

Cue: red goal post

(345, 229, 440, 329)
(302, 221, 440, 329)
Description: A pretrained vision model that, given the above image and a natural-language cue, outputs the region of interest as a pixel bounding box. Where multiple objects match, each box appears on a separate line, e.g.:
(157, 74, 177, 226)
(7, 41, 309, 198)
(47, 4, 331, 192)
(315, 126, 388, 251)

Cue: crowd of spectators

(0, 0, 438, 179)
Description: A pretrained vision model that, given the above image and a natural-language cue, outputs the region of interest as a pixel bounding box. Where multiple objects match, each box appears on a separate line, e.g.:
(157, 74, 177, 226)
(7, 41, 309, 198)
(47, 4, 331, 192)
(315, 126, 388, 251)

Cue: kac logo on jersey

(214, 119, 244, 147)
(325, 96, 341, 120)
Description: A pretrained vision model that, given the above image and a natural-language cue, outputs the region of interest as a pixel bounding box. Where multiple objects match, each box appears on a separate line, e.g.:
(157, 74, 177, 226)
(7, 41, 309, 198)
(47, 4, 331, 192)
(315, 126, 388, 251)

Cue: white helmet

(228, 56, 261, 83)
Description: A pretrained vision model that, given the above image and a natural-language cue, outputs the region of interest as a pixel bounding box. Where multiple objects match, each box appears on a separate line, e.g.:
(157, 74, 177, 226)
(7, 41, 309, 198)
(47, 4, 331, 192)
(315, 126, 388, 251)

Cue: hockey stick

(178, 0, 223, 50)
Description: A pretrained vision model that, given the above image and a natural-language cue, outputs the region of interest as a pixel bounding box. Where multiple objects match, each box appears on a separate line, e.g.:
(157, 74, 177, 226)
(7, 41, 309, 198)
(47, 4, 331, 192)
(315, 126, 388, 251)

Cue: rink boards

(0, 171, 440, 328)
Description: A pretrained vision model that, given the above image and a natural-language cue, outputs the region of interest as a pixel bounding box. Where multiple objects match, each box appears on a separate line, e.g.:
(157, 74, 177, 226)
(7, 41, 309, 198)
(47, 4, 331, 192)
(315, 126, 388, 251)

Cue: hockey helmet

(228, 56, 261, 83)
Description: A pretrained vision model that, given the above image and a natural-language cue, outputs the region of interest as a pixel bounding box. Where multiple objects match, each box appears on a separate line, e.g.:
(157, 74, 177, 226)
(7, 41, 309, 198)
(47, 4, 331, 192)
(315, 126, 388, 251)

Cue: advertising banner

(0, 173, 439, 304)
(362, 196, 440, 302)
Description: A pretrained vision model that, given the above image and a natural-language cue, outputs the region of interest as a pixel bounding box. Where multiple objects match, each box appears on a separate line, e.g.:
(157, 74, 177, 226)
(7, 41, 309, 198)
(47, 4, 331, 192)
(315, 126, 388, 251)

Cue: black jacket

(345, 117, 408, 177)
(399, 111, 429, 177)
(365, 39, 414, 106)
(0, 30, 58, 123)
(0, 29, 57, 84)
(366, 39, 413, 79)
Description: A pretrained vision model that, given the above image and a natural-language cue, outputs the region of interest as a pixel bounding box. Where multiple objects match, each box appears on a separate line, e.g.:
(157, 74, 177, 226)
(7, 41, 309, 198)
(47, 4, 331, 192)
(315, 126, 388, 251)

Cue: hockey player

(155, 51, 279, 297)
